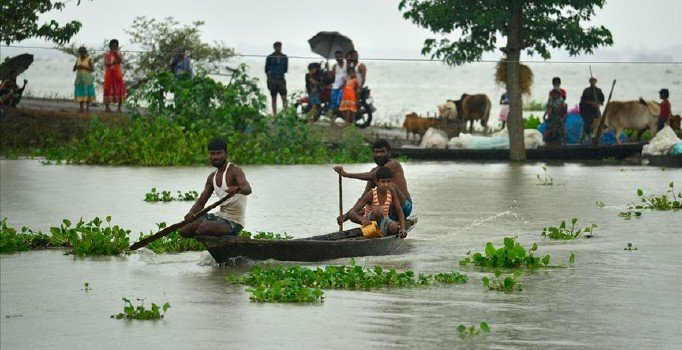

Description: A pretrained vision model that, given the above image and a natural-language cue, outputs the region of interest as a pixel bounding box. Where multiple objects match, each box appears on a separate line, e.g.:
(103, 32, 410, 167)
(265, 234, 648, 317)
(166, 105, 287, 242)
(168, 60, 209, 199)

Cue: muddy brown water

(1, 160, 680, 349)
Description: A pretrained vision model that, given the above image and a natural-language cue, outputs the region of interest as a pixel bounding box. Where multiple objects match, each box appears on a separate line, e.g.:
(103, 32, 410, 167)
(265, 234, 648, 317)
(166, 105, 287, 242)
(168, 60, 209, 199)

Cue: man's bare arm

(231, 166, 252, 195)
(333, 166, 375, 181)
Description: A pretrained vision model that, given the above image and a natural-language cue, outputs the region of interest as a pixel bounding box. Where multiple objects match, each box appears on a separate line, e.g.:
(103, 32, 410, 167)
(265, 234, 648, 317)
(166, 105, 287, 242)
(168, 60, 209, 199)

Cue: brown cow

(454, 94, 491, 133)
(597, 98, 660, 143)
(403, 112, 437, 142)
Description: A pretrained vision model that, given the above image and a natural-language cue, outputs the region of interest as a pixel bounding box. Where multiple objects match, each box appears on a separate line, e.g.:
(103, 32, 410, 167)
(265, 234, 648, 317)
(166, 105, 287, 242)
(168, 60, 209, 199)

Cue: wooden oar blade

(129, 221, 186, 250)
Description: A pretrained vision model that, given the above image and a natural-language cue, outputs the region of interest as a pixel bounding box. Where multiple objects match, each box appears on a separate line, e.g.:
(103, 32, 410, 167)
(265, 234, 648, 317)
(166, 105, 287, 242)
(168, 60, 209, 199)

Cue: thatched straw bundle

(494, 59, 533, 95)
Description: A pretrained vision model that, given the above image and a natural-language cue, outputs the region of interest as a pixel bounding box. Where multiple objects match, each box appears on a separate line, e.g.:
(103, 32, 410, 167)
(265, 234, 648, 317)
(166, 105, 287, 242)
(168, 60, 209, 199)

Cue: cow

(437, 101, 458, 121)
(597, 98, 661, 143)
(670, 114, 681, 131)
(453, 93, 491, 133)
(403, 112, 437, 142)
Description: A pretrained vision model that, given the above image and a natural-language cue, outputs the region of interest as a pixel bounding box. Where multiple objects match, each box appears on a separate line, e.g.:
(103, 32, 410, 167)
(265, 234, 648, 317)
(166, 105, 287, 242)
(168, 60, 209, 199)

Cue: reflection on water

(1, 160, 681, 349)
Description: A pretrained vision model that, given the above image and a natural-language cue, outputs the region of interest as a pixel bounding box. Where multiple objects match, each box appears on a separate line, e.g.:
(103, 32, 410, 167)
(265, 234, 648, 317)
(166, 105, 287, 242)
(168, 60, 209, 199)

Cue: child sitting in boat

(346, 167, 407, 238)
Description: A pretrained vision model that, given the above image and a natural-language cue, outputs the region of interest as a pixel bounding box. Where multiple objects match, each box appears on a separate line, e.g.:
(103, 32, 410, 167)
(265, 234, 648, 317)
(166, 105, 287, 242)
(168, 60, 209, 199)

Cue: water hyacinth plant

(482, 271, 523, 292)
(459, 237, 551, 269)
(0, 219, 55, 253)
(111, 298, 170, 320)
(239, 230, 293, 240)
(49, 217, 131, 257)
(144, 188, 199, 202)
(228, 259, 468, 303)
(536, 166, 554, 186)
(620, 182, 681, 219)
(458, 322, 490, 337)
(541, 218, 596, 240)
(624, 243, 638, 251)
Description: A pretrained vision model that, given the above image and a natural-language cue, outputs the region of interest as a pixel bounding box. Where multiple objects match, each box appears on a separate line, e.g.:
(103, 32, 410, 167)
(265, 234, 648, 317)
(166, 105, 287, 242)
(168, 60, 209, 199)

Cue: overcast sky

(13, 0, 682, 60)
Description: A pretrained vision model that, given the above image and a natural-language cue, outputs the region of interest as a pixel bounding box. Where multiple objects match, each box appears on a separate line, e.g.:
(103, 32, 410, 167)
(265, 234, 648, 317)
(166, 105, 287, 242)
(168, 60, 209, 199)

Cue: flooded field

(1, 159, 680, 349)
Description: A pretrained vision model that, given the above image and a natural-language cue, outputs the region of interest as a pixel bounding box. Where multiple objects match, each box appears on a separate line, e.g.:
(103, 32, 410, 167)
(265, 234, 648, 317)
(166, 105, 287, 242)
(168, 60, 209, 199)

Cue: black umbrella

(308, 31, 353, 59)
(0, 53, 34, 81)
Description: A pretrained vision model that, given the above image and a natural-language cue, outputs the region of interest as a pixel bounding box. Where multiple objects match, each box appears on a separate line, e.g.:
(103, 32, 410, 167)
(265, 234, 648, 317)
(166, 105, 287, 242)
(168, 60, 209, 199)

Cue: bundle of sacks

(416, 127, 544, 150)
(642, 126, 682, 156)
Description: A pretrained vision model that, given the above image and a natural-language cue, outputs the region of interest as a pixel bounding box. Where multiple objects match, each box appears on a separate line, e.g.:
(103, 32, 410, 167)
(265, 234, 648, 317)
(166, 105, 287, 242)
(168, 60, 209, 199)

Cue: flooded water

(1, 159, 681, 349)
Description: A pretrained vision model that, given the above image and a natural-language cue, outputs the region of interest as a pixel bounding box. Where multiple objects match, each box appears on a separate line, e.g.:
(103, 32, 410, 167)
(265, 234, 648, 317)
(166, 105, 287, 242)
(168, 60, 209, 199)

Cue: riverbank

(0, 98, 415, 158)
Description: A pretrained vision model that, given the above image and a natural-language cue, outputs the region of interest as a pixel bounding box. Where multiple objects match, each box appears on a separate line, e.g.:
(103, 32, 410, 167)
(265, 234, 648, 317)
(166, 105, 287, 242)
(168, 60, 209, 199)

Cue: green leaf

(480, 322, 490, 332)
(569, 252, 575, 263)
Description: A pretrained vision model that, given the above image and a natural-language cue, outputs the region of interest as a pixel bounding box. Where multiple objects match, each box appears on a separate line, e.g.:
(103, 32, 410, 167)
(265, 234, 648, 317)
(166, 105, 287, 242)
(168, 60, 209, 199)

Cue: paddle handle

(129, 190, 239, 250)
(338, 174, 343, 232)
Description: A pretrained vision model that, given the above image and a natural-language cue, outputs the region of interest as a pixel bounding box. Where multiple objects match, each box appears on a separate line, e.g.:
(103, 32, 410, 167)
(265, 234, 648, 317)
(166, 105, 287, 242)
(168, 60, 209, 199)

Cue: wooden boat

(196, 218, 416, 263)
(645, 154, 682, 168)
(392, 142, 645, 162)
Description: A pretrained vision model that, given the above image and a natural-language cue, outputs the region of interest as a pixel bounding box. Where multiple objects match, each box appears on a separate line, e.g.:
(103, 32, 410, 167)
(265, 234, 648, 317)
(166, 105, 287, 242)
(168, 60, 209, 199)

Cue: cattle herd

(402, 94, 680, 144)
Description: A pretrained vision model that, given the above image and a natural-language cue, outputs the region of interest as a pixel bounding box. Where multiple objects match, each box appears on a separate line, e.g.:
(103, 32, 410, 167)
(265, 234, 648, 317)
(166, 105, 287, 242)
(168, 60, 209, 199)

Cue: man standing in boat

(346, 167, 407, 238)
(179, 139, 252, 238)
(334, 139, 412, 223)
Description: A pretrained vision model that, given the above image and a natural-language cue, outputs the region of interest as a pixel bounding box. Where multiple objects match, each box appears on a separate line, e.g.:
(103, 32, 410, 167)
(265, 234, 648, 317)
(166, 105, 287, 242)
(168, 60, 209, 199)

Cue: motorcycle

(296, 81, 374, 129)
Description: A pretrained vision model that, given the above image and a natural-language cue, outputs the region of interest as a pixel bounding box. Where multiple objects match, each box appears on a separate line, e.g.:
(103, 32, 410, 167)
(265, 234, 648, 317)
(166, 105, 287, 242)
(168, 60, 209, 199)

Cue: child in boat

(346, 167, 407, 238)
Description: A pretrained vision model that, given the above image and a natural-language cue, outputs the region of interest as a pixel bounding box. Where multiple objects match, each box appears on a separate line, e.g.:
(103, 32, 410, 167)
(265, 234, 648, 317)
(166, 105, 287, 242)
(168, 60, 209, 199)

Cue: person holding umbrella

(265, 41, 288, 115)
(0, 71, 27, 107)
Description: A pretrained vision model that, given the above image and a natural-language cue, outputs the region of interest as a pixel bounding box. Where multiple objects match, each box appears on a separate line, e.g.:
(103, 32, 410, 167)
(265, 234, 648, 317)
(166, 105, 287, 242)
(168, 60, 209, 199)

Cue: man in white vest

(179, 138, 252, 237)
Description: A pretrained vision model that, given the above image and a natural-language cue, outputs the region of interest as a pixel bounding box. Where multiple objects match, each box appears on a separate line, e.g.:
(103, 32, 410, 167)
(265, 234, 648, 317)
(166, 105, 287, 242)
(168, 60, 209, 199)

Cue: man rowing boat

(179, 138, 252, 238)
(334, 139, 412, 223)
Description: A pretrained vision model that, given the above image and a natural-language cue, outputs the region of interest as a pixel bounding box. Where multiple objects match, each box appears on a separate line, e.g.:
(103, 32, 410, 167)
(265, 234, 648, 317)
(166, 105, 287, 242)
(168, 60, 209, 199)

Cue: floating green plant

(144, 188, 199, 202)
(458, 322, 490, 337)
(239, 230, 293, 240)
(536, 166, 553, 186)
(228, 259, 468, 303)
(620, 182, 681, 219)
(459, 237, 551, 269)
(595, 201, 605, 208)
(83, 282, 91, 292)
(111, 298, 170, 320)
(0, 219, 54, 253)
(49, 216, 130, 257)
(624, 243, 638, 251)
(541, 218, 596, 240)
(569, 252, 576, 263)
(482, 271, 523, 292)
(139, 222, 205, 253)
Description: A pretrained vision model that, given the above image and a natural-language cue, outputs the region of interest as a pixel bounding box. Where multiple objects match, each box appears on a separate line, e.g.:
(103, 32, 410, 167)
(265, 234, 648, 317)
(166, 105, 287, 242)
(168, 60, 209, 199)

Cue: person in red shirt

(548, 77, 567, 101)
(658, 88, 672, 130)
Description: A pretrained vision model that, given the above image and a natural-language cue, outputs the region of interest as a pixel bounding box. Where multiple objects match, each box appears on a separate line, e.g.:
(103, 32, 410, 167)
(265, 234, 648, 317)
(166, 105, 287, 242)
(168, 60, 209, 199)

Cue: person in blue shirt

(170, 47, 193, 78)
(265, 41, 288, 115)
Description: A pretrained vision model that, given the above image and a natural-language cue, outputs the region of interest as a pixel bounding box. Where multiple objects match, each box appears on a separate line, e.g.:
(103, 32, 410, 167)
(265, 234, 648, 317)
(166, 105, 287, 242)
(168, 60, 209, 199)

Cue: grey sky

(25, 0, 682, 60)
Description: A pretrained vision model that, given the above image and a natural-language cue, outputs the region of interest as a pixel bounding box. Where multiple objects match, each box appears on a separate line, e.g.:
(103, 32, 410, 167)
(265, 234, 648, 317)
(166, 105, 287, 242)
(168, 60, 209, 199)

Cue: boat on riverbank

(197, 218, 416, 263)
(645, 154, 682, 168)
(392, 142, 645, 162)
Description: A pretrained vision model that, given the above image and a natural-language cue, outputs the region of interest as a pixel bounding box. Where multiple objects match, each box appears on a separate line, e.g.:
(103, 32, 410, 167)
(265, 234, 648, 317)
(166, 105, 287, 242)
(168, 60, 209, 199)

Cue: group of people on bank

(71, 40, 192, 113)
(178, 138, 411, 240)
(265, 41, 367, 125)
(498, 76, 675, 145)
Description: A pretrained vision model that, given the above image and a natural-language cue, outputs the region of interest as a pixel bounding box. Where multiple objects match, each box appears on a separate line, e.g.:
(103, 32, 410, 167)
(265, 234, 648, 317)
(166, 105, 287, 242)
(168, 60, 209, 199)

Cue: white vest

(332, 62, 347, 89)
(212, 163, 247, 226)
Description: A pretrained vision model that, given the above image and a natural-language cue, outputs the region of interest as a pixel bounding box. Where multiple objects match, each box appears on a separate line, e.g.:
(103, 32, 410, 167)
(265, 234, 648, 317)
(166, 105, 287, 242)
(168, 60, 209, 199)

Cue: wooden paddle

(129, 191, 238, 250)
(338, 174, 344, 231)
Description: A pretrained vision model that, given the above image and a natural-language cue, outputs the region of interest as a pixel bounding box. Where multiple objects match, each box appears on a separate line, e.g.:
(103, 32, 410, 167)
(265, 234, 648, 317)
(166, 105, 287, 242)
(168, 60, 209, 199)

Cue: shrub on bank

(36, 68, 372, 166)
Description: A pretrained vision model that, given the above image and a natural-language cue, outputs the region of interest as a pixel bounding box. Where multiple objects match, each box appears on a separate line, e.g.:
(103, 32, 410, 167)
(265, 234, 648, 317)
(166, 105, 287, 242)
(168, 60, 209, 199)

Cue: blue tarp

(537, 113, 627, 145)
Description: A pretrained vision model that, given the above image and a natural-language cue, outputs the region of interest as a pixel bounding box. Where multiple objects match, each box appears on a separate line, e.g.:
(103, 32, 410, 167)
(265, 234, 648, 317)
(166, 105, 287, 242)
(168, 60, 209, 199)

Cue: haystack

(495, 59, 533, 96)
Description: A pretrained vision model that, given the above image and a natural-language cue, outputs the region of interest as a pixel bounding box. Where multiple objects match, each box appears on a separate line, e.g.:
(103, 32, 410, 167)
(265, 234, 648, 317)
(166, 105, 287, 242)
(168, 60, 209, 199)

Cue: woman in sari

(73, 46, 96, 112)
(103, 39, 126, 112)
